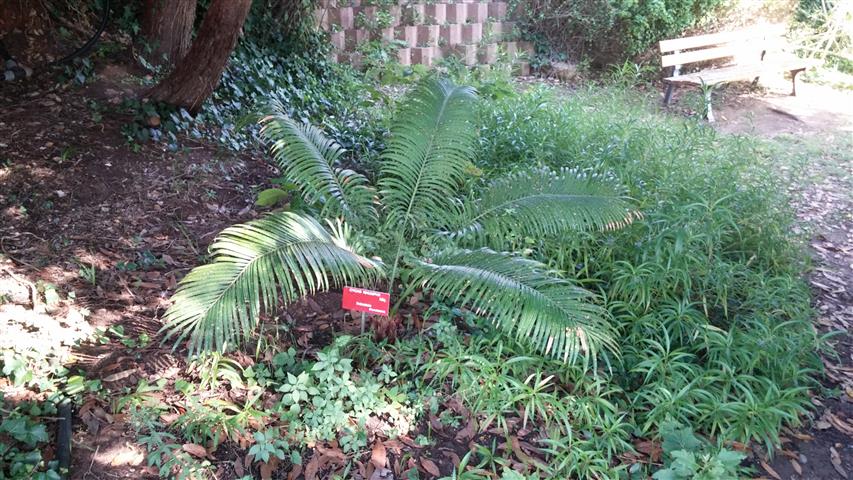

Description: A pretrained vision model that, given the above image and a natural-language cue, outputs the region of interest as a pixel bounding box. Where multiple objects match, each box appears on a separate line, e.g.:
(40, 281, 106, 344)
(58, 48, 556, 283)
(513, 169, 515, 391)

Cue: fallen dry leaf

(316, 444, 347, 464)
(91, 406, 114, 424)
(236, 431, 253, 450)
(429, 412, 444, 432)
(371, 440, 387, 469)
(728, 441, 750, 452)
(828, 412, 853, 435)
(408, 292, 422, 306)
(159, 412, 180, 425)
(182, 443, 208, 459)
(454, 417, 477, 442)
(233, 459, 245, 477)
(260, 462, 273, 480)
(384, 439, 404, 454)
(791, 458, 803, 475)
(441, 448, 461, 467)
(780, 449, 798, 460)
(510, 435, 548, 470)
(445, 396, 470, 418)
(287, 463, 303, 480)
(398, 435, 422, 449)
(78, 404, 102, 434)
(420, 457, 441, 477)
(634, 440, 663, 463)
(232, 350, 255, 368)
(304, 453, 321, 480)
(760, 460, 782, 480)
(831, 446, 848, 479)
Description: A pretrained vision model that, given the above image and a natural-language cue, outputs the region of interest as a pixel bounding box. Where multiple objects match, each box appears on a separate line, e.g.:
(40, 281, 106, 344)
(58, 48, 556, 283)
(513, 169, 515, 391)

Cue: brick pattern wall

(314, 0, 532, 72)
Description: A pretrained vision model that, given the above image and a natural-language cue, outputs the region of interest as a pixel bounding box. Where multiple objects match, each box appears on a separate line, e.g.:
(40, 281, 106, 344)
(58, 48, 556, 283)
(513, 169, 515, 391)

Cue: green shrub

(143, 3, 388, 171)
(153, 73, 820, 473)
(512, 0, 725, 64)
(128, 336, 417, 476)
(653, 420, 747, 479)
(162, 77, 637, 364)
(197, 41, 386, 169)
(380, 313, 632, 478)
(474, 84, 821, 451)
(164, 76, 819, 458)
(0, 401, 60, 480)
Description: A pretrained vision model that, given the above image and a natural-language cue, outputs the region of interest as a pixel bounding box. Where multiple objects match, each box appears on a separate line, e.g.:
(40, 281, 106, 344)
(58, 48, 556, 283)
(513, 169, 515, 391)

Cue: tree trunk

(147, 0, 251, 114)
(142, 0, 197, 67)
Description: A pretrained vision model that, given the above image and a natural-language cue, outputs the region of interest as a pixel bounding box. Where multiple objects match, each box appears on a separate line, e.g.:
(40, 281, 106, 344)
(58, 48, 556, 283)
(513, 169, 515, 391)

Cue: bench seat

(659, 25, 818, 121)
(664, 58, 819, 85)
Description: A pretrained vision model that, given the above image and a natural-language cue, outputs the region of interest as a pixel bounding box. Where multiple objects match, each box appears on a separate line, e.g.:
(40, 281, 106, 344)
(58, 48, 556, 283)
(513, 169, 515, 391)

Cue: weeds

(0, 402, 57, 479)
(653, 420, 749, 479)
(114, 335, 418, 477)
(76, 260, 96, 286)
(472, 83, 819, 470)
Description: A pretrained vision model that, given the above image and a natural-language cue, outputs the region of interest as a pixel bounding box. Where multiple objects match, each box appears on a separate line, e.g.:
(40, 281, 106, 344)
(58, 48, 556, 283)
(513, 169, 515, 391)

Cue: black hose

(56, 401, 73, 479)
(2, 0, 111, 81)
(46, 0, 111, 69)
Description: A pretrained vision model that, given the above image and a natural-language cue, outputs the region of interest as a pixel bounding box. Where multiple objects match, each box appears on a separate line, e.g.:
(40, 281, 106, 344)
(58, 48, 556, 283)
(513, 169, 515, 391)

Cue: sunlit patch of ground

(707, 73, 853, 136)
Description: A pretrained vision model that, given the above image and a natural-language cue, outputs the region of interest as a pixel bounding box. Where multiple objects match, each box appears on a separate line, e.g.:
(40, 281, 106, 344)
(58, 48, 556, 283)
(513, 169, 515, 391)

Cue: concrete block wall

(315, 0, 533, 70)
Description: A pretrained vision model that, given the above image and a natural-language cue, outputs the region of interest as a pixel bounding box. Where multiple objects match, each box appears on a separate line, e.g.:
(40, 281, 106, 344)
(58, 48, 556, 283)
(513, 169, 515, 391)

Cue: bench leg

(790, 69, 803, 96)
(663, 83, 675, 105)
(704, 89, 715, 123)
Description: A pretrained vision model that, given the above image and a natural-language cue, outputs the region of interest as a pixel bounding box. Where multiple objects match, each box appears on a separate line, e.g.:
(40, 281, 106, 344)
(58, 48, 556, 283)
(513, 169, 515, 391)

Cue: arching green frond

(260, 104, 375, 224)
(378, 78, 478, 232)
(445, 167, 639, 241)
(162, 212, 383, 354)
(410, 249, 616, 363)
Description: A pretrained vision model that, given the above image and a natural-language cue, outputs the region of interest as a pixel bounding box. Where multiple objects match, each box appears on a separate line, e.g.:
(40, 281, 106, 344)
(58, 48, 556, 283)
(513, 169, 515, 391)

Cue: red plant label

(342, 287, 390, 316)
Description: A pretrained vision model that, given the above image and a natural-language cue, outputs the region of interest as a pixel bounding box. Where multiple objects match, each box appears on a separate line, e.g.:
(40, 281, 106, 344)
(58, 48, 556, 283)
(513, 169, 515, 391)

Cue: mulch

(1, 63, 273, 479)
(762, 159, 853, 480)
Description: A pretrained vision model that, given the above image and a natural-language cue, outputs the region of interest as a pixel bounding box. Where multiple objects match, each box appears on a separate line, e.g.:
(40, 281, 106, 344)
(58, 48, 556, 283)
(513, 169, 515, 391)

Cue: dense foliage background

(510, 0, 726, 64)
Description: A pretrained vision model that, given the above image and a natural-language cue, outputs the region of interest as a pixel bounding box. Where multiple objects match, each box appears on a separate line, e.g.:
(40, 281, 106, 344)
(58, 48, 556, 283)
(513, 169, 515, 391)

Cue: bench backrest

(659, 25, 787, 69)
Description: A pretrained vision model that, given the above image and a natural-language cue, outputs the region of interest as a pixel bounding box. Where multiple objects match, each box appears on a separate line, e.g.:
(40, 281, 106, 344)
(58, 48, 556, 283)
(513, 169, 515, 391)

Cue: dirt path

(713, 80, 853, 137)
(708, 78, 853, 479)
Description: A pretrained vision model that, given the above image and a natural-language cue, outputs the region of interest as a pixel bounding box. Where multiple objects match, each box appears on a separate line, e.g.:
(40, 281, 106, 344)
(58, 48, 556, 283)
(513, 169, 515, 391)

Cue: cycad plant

(162, 77, 638, 363)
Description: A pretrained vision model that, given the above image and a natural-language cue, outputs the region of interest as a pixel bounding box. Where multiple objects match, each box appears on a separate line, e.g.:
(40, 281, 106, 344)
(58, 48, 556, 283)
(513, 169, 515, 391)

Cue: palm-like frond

(260, 103, 375, 224)
(445, 167, 638, 240)
(161, 212, 382, 354)
(410, 248, 615, 363)
(378, 78, 478, 232)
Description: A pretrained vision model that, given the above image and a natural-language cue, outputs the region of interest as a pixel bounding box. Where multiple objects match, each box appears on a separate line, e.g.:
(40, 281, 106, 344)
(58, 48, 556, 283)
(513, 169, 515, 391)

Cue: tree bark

(142, 0, 197, 67)
(147, 0, 251, 114)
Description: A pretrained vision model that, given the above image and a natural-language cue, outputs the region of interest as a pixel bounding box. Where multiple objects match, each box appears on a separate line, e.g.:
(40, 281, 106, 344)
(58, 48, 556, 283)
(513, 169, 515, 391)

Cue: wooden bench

(659, 26, 817, 121)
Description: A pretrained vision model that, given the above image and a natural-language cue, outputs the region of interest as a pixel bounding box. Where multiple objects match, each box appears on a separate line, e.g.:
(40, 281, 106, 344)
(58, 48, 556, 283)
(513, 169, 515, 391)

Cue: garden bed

(1, 58, 852, 480)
